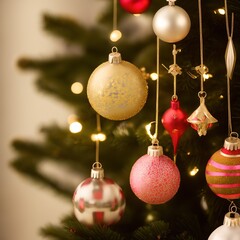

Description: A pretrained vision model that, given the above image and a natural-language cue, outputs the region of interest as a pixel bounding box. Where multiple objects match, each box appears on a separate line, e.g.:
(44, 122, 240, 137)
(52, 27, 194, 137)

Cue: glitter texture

(130, 153, 180, 204)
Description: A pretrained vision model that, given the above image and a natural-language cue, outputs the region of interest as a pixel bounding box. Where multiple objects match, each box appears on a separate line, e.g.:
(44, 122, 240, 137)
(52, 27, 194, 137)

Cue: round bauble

(73, 166, 125, 226)
(130, 145, 180, 204)
(205, 136, 240, 200)
(208, 212, 240, 240)
(119, 0, 151, 14)
(152, 4, 191, 43)
(87, 48, 148, 120)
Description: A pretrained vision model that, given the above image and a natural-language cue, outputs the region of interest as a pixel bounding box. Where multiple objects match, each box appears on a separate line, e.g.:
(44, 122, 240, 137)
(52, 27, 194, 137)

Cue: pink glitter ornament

(130, 145, 180, 204)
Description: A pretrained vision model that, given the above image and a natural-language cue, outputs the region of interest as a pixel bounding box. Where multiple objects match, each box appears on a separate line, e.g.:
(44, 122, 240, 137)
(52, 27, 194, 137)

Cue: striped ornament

(205, 137, 240, 200)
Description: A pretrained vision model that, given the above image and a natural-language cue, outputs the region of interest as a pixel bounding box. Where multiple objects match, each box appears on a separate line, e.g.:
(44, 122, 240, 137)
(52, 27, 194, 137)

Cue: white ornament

(208, 212, 240, 240)
(152, 2, 191, 43)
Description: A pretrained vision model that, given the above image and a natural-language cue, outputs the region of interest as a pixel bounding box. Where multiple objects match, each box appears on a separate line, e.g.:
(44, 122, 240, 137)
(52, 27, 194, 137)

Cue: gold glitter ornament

(87, 47, 148, 120)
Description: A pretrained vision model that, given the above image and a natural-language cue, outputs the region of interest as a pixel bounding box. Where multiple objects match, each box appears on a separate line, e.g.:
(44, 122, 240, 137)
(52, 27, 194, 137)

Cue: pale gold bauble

(87, 49, 148, 120)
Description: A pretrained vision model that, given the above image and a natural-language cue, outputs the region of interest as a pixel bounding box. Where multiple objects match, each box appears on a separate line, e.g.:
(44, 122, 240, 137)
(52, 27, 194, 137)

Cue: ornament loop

(111, 46, 118, 53)
(92, 161, 102, 169)
(171, 95, 178, 101)
(198, 91, 207, 99)
(230, 132, 239, 139)
(109, 47, 122, 63)
(229, 201, 238, 213)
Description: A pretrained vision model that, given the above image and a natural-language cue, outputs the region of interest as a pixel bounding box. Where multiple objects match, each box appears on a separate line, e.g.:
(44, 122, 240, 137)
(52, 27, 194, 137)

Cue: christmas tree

(11, 0, 240, 239)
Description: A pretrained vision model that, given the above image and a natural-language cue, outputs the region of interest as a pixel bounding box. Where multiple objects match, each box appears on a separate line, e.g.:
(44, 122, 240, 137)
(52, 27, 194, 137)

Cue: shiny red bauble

(119, 0, 151, 14)
(162, 100, 189, 155)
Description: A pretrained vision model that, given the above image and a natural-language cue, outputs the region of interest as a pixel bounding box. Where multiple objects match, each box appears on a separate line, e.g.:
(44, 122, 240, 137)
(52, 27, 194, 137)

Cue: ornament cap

(109, 47, 122, 64)
(147, 145, 163, 157)
(220, 135, 240, 157)
(167, 0, 176, 6)
(170, 99, 180, 110)
(224, 212, 240, 227)
(91, 162, 104, 179)
(223, 136, 240, 151)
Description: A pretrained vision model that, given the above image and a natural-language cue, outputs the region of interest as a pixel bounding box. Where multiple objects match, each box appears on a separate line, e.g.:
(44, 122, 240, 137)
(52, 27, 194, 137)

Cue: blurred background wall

(0, 1, 106, 239)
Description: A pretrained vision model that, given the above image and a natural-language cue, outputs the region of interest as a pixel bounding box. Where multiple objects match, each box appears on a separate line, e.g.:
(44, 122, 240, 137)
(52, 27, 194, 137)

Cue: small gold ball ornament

(87, 47, 148, 120)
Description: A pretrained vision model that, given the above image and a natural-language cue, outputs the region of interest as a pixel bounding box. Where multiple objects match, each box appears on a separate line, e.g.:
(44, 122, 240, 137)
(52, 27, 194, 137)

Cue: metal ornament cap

(91, 166, 104, 179)
(147, 145, 163, 157)
(224, 212, 240, 227)
(108, 48, 122, 64)
(220, 136, 240, 157)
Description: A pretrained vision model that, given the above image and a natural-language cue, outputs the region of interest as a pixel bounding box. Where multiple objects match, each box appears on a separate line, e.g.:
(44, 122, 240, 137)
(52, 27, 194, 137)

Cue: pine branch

(41, 215, 125, 240)
(131, 220, 170, 240)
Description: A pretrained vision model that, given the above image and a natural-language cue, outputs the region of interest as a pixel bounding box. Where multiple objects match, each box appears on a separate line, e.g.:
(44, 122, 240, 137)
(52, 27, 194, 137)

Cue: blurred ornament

(71, 82, 83, 94)
(73, 163, 125, 226)
(110, 29, 122, 42)
(119, 14, 152, 42)
(205, 135, 240, 199)
(208, 211, 240, 240)
(162, 99, 189, 157)
(152, 0, 191, 43)
(187, 94, 218, 136)
(130, 145, 180, 204)
(119, 0, 151, 14)
(87, 47, 148, 120)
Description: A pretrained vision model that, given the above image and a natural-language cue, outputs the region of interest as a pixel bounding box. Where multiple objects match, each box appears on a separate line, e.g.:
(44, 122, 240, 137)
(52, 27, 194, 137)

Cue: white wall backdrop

(0, 1, 106, 239)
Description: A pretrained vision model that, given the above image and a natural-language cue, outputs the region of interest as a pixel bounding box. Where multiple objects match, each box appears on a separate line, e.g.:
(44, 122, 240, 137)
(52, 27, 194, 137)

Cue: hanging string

(173, 46, 177, 99)
(169, 44, 182, 100)
(197, 0, 205, 93)
(152, 37, 160, 145)
(95, 114, 101, 167)
(113, 0, 117, 30)
(228, 200, 239, 213)
(224, 0, 235, 136)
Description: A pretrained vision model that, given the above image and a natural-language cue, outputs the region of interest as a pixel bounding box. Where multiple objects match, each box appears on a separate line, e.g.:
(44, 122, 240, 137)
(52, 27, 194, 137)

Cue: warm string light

(150, 72, 158, 81)
(214, 8, 225, 15)
(68, 114, 83, 133)
(91, 114, 107, 164)
(189, 166, 199, 176)
(145, 122, 157, 140)
(71, 82, 83, 94)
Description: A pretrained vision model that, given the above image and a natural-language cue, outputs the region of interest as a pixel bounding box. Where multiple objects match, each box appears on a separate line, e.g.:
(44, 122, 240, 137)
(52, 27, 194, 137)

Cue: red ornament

(119, 0, 151, 14)
(162, 100, 189, 156)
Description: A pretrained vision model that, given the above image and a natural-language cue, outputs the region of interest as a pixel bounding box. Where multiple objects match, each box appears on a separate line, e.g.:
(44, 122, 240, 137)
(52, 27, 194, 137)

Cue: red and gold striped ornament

(205, 136, 240, 200)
